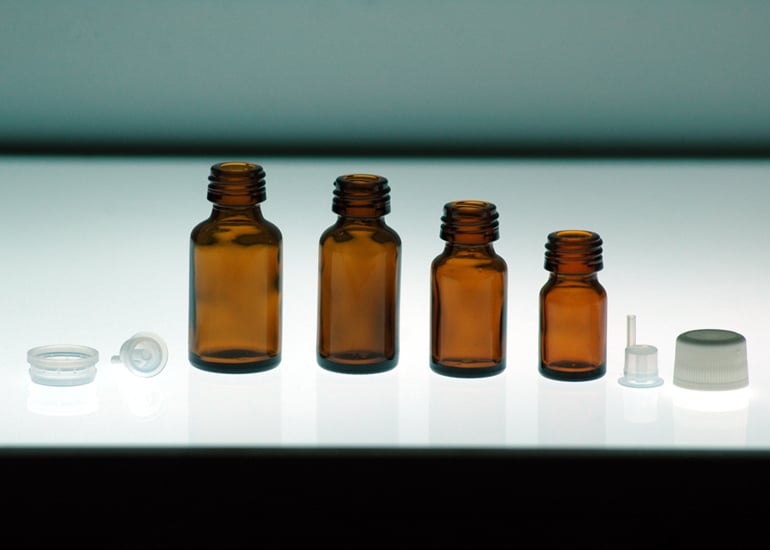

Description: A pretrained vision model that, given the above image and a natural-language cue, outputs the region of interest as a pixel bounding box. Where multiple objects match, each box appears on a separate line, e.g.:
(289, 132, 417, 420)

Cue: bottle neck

(207, 161, 267, 207)
(332, 173, 391, 218)
(544, 230, 603, 275)
(211, 203, 263, 219)
(444, 242, 496, 255)
(549, 271, 598, 281)
(336, 215, 385, 224)
(439, 200, 500, 245)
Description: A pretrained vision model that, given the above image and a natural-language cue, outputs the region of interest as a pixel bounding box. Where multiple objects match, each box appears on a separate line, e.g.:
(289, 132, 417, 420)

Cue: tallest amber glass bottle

(317, 174, 401, 374)
(189, 161, 282, 373)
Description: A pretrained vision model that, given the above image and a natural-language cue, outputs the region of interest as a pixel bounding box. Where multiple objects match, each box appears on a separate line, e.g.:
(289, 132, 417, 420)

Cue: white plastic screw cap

(673, 328, 748, 391)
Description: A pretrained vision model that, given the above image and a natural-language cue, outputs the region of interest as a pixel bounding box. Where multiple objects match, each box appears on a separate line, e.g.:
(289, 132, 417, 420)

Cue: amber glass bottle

(317, 174, 401, 374)
(189, 161, 282, 373)
(539, 229, 606, 381)
(430, 200, 507, 378)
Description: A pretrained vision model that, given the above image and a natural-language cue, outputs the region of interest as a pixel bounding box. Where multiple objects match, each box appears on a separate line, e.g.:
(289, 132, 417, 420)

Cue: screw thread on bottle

(332, 174, 390, 217)
(544, 229, 603, 273)
(439, 200, 499, 244)
(207, 161, 266, 205)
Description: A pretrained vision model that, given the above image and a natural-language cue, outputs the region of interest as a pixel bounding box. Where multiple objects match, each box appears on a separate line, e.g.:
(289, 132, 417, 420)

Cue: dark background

(2, 1, 769, 157)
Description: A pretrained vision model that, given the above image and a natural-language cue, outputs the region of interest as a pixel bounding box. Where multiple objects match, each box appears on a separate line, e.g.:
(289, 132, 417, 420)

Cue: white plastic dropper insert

(111, 332, 168, 378)
(618, 314, 663, 388)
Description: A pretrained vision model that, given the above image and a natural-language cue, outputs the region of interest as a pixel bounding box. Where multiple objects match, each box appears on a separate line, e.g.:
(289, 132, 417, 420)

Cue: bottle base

(430, 359, 505, 378)
(189, 351, 281, 374)
(317, 353, 397, 374)
(539, 361, 605, 381)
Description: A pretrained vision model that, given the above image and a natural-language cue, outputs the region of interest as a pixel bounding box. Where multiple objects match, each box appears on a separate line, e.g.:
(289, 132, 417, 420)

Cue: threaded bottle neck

(440, 200, 499, 244)
(544, 230, 603, 274)
(332, 174, 390, 218)
(207, 161, 266, 206)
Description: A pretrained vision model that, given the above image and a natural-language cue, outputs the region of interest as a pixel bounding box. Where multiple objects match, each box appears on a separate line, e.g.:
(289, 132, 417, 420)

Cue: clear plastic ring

(27, 344, 99, 386)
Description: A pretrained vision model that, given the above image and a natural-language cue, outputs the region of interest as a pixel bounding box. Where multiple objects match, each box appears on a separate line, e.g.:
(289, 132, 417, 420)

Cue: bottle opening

(448, 200, 495, 214)
(215, 161, 258, 174)
(552, 229, 595, 241)
(339, 173, 386, 185)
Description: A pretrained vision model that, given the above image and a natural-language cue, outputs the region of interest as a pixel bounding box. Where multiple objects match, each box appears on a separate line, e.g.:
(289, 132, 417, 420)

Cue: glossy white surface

(1, 155, 768, 449)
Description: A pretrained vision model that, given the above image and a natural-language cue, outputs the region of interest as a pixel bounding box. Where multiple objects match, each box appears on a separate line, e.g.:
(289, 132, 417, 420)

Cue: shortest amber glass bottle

(189, 161, 282, 373)
(539, 229, 606, 381)
(430, 200, 507, 378)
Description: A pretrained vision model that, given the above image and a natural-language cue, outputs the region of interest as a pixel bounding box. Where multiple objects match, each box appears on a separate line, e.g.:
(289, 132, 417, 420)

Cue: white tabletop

(2, 154, 769, 451)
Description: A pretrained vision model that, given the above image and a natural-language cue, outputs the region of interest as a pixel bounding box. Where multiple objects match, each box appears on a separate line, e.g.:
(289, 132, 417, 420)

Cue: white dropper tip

(112, 332, 168, 377)
(619, 313, 663, 388)
(627, 314, 636, 347)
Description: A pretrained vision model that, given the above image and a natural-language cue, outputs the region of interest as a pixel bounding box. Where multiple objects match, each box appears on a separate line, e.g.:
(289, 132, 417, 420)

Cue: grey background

(2, 1, 769, 154)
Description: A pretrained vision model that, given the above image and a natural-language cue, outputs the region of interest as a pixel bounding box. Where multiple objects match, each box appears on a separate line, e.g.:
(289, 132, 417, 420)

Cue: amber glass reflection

(539, 229, 606, 381)
(317, 174, 401, 374)
(189, 161, 282, 373)
(431, 200, 507, 378)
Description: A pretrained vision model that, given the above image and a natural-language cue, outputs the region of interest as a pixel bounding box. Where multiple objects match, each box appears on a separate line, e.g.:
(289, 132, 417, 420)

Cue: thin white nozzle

(627, 314, 636, 347)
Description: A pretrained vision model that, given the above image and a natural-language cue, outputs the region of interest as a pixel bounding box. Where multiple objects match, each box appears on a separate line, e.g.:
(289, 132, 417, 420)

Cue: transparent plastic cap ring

(27, 344, 99, 387)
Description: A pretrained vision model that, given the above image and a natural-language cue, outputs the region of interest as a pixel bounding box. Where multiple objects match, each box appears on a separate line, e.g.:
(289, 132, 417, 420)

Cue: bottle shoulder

(258, 216, 283, 239)
(432, 248, 507, 273)
(191, 213, 282, 246)
(540, 273, 606, 295)
(319, 219, 401, 247)
(432, 245, 505, 267)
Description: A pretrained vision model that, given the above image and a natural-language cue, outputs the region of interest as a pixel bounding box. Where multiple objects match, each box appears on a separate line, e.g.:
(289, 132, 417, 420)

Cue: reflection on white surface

(119, 374, 165, 420)
(620, 385, 662, 424)
(429, 372, 506, 446)
(316, 368, 398, 446)
(27, 380, 99, 417)
(188, 367, 282, 445)
(538, 377, 606, 446)
(672, 386, 750, 447)
(672, 386, 751, 413)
